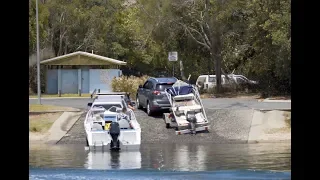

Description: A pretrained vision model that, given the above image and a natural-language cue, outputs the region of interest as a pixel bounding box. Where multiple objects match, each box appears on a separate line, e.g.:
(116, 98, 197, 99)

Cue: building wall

(46, 68, 122, 94)
(89, 69, 122, 93)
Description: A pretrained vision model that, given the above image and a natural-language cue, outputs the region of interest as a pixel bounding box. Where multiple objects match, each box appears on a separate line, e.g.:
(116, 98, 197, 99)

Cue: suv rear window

(156, 84, 173, 91)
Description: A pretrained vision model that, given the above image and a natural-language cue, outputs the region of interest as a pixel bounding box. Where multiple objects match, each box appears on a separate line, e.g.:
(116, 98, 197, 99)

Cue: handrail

(91, 89, 97, 99)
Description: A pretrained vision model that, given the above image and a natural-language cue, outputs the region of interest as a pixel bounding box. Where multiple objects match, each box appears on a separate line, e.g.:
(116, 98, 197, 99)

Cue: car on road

(136, 77, 178, 116)
(196, 74, 258, 91)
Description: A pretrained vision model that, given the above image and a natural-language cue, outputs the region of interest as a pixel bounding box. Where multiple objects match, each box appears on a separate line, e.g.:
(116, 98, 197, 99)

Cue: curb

(258, 108, 291, 112)
(247, 139, 291, 144)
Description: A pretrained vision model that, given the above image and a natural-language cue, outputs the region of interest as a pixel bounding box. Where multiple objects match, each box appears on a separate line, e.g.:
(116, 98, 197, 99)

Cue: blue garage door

(46, 69, 58, 94)
(61, 69, 78, 94)
(81, 69, 90, 93)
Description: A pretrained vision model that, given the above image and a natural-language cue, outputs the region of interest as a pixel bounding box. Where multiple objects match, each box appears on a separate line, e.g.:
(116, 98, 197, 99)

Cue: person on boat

(124, 93, 135, 110)
(120, 107, 131, 120)
(119, 107, 134, 129)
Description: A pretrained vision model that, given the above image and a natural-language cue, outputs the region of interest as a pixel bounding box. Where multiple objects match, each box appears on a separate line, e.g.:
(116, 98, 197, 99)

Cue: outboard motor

(109, 122, 121, 150)
(186, 110, 197, 135)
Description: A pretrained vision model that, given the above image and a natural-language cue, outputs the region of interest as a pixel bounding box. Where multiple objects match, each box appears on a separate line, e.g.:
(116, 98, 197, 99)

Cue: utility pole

(36, 0, 41, 104)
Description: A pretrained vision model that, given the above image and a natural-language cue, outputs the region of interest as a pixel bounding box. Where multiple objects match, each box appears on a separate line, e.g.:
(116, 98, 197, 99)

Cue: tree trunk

(215, 54, 222, 93)
(179, 60, 186, 81)
(211, 33, 222, 93)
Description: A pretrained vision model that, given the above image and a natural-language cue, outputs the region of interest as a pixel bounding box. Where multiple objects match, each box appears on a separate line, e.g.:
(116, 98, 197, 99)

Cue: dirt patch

(29, 112, 62, 133)
(265, 127, 291, 134)
(268, 96, 291, 100)
(283, 112, 291, 127)
(201, 92, 261, 99)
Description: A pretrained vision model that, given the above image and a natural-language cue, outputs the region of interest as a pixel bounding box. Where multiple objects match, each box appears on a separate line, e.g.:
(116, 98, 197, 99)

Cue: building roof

(40, 51, 127, 66)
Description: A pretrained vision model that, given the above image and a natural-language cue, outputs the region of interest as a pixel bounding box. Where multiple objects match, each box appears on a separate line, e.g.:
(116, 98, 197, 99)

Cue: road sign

(168, 52, 178, 61)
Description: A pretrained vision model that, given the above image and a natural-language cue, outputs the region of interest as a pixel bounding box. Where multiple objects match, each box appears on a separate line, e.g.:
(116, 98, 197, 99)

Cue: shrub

(111, 75, 149, 100)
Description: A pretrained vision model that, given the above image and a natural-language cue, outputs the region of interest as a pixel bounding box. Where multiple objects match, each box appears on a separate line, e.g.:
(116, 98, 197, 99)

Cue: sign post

(168, 52, 178, 77)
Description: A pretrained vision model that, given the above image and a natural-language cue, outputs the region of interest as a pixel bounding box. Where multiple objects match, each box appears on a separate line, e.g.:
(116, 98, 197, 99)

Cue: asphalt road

(29, 97, 291, 110)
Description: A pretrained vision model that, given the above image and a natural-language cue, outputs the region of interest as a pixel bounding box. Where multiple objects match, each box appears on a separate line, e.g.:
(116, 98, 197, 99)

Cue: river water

(29, 143, 291, 179)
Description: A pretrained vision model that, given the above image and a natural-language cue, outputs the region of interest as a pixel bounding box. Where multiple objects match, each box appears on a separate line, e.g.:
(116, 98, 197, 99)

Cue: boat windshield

(92, 104, 122, 110)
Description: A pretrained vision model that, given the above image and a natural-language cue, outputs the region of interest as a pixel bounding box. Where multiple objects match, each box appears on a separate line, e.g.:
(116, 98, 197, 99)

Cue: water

(29, 143, 291, 179)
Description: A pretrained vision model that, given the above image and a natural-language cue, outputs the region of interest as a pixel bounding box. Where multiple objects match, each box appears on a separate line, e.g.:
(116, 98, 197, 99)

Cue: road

(29, 97, 291, 110)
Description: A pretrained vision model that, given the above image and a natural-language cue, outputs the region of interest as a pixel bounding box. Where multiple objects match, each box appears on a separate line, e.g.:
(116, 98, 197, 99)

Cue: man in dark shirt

(124, 93, 135, 110)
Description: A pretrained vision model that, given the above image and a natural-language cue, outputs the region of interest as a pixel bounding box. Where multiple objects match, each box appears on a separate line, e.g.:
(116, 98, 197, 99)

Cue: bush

(111, 75, 149, 100)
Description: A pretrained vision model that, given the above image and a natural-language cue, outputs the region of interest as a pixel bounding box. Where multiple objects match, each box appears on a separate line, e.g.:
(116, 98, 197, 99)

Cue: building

(40, 51, 127, 94)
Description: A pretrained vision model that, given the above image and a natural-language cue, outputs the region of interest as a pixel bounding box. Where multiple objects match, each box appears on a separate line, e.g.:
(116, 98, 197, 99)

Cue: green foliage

(111, 75, 149, 100)
(29, 0, 291, 96)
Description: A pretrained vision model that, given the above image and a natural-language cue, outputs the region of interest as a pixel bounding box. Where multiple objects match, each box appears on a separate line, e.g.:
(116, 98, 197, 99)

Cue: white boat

(163, 80, 209, 135)
(84, 94, 141, 151)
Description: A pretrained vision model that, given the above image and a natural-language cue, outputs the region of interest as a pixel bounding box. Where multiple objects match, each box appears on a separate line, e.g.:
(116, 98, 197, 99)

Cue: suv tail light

(152, 90, 161, 95)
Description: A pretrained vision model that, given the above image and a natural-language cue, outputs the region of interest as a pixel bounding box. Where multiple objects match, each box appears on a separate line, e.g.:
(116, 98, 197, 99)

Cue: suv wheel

(147, 101, 153, 116)
(136, 95, 142, 109)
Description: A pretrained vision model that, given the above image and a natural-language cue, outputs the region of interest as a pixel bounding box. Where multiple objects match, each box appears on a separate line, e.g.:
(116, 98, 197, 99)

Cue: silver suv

(136, 77, 177, 116)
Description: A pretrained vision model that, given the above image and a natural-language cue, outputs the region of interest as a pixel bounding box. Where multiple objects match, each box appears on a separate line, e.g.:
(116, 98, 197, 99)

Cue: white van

(196, 74, 258, 90)
(196, 75, 227, 90)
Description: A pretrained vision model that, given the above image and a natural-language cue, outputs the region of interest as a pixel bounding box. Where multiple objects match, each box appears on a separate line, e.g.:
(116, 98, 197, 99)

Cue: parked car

(196, 74, 258, 91)
(136, 77, 178, 116)
(196, 75, 228, 90)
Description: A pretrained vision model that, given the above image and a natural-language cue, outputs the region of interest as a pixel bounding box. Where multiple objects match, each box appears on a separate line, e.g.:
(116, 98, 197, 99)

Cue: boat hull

(86, 129, 141, 151)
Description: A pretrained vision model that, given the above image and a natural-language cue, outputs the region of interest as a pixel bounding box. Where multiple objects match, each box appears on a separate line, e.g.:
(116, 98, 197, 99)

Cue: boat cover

(166, 84, 194, 96)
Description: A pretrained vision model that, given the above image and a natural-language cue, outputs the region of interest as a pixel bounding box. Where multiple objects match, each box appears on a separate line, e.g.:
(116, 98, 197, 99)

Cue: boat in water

(84, 93, 141, 151)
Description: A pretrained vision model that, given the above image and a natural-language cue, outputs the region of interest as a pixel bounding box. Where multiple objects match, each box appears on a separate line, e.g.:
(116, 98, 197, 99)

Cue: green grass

(29, 112, 62, 132)
(29, 93, 91, 98)
(29, 104, 77, 112)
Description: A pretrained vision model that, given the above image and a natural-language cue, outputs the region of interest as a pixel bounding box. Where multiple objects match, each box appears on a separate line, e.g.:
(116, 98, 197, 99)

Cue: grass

(29, 104, 78, 112)
(29, 93, 91, 98)
(284, 112, 291, 127)
(267, 95, 291, 100)
(29, 112, 62, 132)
